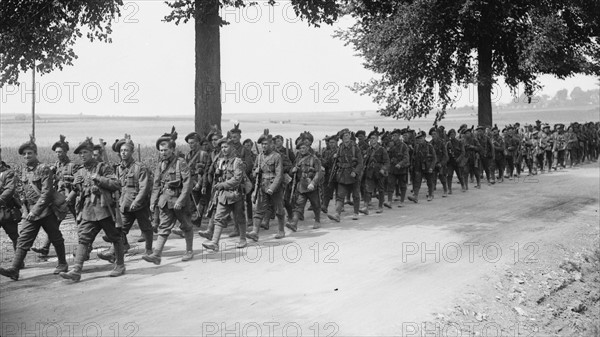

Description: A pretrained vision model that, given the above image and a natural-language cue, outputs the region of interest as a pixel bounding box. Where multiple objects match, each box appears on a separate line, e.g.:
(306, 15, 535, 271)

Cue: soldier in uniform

(0, 148, 21, 263)
(552, 124, 567, 170)
(33, 135, 80, 257)
(247, 134, 286, 241)
(185, 132, 211, 227)
(360, 129, 390, 214)
(320, 135, 339, 213)
(267, 134, 294, 229)
(1, 137, 68, 281)
(142, 129, 195, 265)
(227, 124, 254, 238)
(504, 126, 521, 178)
(408, 131, 436, 202)
(387, 129, 410, 206)
(97, 135, 154, 263)
(430, 127, 449, 197)
(286, 142, 323, 231)
(327, 128, 363, 222)
(538, 124, 553, 173)
(476, 126, 495, 183)
(446, 129, 465, 193)
(460, 126, 482, 190)
(59, 138, 123, 281)
(202, 138, 248, 251)
(491, 126, 506, 182)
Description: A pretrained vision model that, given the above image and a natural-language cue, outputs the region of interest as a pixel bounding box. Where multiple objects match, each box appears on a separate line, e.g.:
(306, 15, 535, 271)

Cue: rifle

(106, 163, 123, 228)
(318, 140, 322, 157)
(252, 153, 262, 204)
(327, 149, 339, 186)
(205, 158, 221, 217)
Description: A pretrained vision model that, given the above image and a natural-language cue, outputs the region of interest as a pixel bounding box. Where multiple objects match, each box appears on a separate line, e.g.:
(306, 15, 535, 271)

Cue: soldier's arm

(150, 165, 161, 207)
(30, 165, 54, 216)
(95, 164, 120, 192)
(176, 160, 192, 205)
(354, 145, 364, 177)
(133, 165, 151, 205)
(221, 158, 243, 190)
(311, 156, 323, 185)
(0, 170, 16, 206)
(243, 149, 254, 175)
(268, 154, 283, 191)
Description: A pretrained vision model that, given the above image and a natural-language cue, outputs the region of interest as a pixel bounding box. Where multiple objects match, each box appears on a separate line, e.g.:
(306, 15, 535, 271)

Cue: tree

(336, 0, 600, 126)
(0, 0, 122, 86)
(163, 0, 339, 135)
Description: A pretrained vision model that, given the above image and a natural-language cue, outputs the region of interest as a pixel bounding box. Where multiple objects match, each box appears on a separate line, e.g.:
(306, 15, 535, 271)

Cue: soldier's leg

(98, 217, 126, 275)
(375, 176, 385, 211)
(249, 190, 268, 241)
(174, 206, 195, 260)
(447, 161, 455, 193)
(287, 191, 307, 232)
(360, 178, 373, 215)
(351, 181, 361, 216)
(438, 166, 448, 195)
(272, 189, 286, 239)
(398, 174, 408, 204)
(308, 189, 321, 228)
(245, 192, 253, 225)
(409, 169, 422, 202)
(39, 213, 68, 272)
(425, 171, 435, 200)
(141, 206, 177, 265)
(202, 203, 231, 251)
(59, 219, 102, 281)
(284, 183, 294, 221)
(134, 207, 154, 255)
(231, 199, 246, 248)
(322, 180, 335, 213)
(328, 183, 347, 222)
(462, 164, 470, 190)
(0, 217, 43, 280)
(387, 174, 396, 204)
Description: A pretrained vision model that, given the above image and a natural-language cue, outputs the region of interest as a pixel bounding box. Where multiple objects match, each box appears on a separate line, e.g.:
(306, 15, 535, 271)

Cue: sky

(0, 0, 598, 117)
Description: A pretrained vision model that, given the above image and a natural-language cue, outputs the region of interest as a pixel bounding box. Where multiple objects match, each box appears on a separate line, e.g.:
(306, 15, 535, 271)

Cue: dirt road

(1, 163, 598, 337)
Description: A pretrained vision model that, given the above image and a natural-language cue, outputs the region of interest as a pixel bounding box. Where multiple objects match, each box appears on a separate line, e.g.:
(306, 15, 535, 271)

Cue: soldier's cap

(207, 124, 222, 141)
(391, 128, 402, 135)
(296, 142, 310, 150)
(185, 132, 201, 143)
(298, 131, 313, 143)
(243, 138, 253, 145)
(476, 125, 486, 131)
(355, 130, 366, 137)
(93, 141, 106, 152)
(274, 135, 284, 141)
(215, 138, 228, 147)
(18, 134, 37, 155)
(51, 134, 69, 152)
(229, 123, 242, 134)
(338, 128, 351, 137)
(491, 124, 499, 132)
(156, 126, 178, 150)
(447, 128, 457, 136)
(535, 120, 541, 124)
(514, 122, 521, 127)
(324, 134, 338, 142)
(258, 134, 274, 144)
(460, 127, 473, 134)
(505, 125, 515, 131)
(457, 123, 468, 134)
(112, 134, 135, 153)
(367, 127, 380, 139)
(74, 137, 95, 154)
(531, 130, 539, 136)
(428, 127, 437, 135)
(415, 130, 427, 139)
(554, 123, 564, 130)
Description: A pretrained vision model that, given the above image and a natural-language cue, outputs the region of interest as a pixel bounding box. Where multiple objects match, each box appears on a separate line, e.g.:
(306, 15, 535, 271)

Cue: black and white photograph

(1, 0, 599, 336)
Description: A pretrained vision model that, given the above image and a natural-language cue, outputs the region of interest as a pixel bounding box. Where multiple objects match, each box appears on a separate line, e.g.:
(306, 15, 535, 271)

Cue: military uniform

(61, 150, 123, 281)
(538, 127, 553, 172)
(231, 140, 254, 228)
(461, 130, 482, 189)
(387, 138, 410, 203)
(186, 147, 211, 225)
(287, 150, 322, 231)
(552, 126, 567, 169)
(476, 128, 495, 183)
(504, 130, 521, 177)
(0, 161, 20, 252)
(491, 131, 506, 181)
(202, 151, 247, 251)
(446, 131, 465, 193)
(248, 147, 286, 241)
(274, 143, 295, 223)
(320, 140, 338, 212)
(327, 134, 364, 222)
(408, 132, 436, 202)
(361, 140, 390, 213)
(430, 131, 449, 196)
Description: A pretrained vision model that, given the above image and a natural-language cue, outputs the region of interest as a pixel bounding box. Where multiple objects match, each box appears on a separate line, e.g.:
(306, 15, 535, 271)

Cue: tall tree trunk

(477, 37, 493, 127)
(195, 0, 221, 136)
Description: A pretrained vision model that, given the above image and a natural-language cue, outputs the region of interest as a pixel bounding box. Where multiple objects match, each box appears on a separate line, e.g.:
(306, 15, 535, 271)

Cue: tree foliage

(336, 0, 600, 124)
(0, 0, 123, 86)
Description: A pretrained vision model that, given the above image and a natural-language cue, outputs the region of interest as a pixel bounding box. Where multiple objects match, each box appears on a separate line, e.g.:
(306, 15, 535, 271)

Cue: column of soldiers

(1, 121, 598, 282)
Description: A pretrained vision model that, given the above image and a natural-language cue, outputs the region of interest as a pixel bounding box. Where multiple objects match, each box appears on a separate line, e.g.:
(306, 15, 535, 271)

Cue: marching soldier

(360, 129, 390, 214)
(142, 128, 195, 265)
(408, 131, 436, 202)
(327, 128, 363, 222)
(504, 126, 521, 178)
(97, 135, 154, 263)
(185, 132, 211, 227)
(202, 138, 248, 251)
(59, 137, 123, 281)
(476, 126, 496, 183)
(430, 127, 449, 197)
(0, 148, 21, 265)
(286, 141, 323, 231)
(387, 129, 410, 206)
(1, 137, 68, 281)
(539, 124, 553, 173)
(491, 126, 506, 182)
(227, 124, 254, 238)
(32, 135, 80, 257)
(321, 135, 339, 213)
(248, 134, 286, 241)
(460, 126, 482, 190)
(552, 124, 567, 170)
(446, 129, 465, 193)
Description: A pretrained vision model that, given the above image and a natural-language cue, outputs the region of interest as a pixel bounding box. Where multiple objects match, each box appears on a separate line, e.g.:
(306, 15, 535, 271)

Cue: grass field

(1, 105, 598, 167)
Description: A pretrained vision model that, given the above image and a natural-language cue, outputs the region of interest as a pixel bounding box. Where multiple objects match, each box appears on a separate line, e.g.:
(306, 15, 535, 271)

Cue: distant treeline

(503, 87, 599, 109)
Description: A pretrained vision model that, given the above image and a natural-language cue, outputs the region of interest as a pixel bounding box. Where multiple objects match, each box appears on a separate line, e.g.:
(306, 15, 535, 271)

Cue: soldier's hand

(74, 175, 84, 184)
(174, 202, 183, 210)
(26, 212, 34, 221)
(91, 173, 100, 182)
(350, 172, 356, 178)
(395, 164, 402, 169)
(307, 183, 315, 191)
(214, 183, 224, 190)
(192, 183, 201, 192)
(201, 187, 207, 195)
(266, 188, 274, 195)
(91, 185, 100, 193)
(379, 169, 385, 175)
(130, 202, 140, 211)
(291, 167, 298, 173)
(333, 153, 338, 159)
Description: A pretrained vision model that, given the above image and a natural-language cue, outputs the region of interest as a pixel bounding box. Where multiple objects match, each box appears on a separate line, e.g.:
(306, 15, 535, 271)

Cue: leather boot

(247, 218, 261, 242)
(237, 220, 247, 249)
(53, 241, 69, 274)
(407, 194, 419, 203)
(0, 248, 27, 280)
(143, 230, 154, 256)
(97, 245, 116, 264)
(260, 218, 270, 230)
(32, 239, 51, 257)
(313, 210, 321, 229)
(109, 240, 126, 277)
(286, 213, 299, 232)
(60, 244, 87, 282)
(142, 235, 167, 265)
(198, 216, 215, 239)
(274, 215, 286, 239)
(182, 229, 194, 261)
(202, 225, 223, 252)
